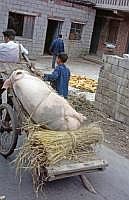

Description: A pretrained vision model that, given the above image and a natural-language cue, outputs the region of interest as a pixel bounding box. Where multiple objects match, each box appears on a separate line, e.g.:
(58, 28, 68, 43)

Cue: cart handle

(22, 53, 42, 77)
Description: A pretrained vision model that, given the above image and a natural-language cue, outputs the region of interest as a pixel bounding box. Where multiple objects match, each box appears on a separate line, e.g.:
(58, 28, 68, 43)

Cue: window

(8, 12, 35, 39)
(106, 20, 120, 44)
(69, 22, 83, 40)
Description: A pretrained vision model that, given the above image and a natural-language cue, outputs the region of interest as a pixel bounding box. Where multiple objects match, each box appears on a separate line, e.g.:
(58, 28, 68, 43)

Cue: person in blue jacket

(50, 34, 64, 69)
(43, 53, 70, 99)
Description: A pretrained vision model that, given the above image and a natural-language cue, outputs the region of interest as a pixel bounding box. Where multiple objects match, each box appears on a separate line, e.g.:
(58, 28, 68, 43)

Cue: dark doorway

(90, 17, 104, 54)
(127, 42, 129, 54)
(44, 19, 63, 54)
(126, 32, 129, 54)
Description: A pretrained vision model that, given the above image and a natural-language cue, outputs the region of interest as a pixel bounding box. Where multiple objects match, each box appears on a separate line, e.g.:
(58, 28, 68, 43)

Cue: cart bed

(47, 158, 108, 181)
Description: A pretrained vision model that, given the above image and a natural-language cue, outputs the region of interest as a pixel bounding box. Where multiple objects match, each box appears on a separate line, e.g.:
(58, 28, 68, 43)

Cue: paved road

(35, 56, 101, 80)
(0, 145, 129, 200)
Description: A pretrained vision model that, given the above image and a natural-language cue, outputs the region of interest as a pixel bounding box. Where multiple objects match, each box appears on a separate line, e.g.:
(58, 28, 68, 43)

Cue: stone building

(0, 0, 96, 57)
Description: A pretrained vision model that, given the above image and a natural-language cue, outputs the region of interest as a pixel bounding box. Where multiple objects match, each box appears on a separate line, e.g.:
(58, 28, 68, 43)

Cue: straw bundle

(16, 123, 103, 169)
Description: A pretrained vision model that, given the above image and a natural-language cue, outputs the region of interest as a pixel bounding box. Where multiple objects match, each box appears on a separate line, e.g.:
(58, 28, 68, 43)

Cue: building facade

(0, 0, 96, 57)
(90, 0, 129, 56)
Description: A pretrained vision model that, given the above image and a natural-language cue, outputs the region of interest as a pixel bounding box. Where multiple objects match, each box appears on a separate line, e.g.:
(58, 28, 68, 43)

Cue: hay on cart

(16, 122, 103, 190)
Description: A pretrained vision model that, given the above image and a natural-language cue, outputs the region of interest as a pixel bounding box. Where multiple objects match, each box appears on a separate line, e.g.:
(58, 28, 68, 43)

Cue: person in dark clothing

(43, 53, 70, 98)
(50, 34, 64, 69)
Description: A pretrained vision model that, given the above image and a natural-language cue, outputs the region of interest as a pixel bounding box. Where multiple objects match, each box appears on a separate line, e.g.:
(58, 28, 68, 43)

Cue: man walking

(50, 34, 64, 69)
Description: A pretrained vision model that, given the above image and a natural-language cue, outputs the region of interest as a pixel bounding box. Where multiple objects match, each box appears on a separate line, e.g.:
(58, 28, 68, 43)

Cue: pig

(3, 70, 86, 131)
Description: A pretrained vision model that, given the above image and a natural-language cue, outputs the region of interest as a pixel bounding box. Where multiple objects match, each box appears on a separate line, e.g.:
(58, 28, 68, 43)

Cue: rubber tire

(0, 103, 18, 157)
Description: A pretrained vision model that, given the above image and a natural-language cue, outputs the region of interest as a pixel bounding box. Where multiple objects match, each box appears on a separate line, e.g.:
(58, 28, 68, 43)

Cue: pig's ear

(16, 71, 23, 75)
(14, 70, 24, 81)
(2, 79, 12, 89)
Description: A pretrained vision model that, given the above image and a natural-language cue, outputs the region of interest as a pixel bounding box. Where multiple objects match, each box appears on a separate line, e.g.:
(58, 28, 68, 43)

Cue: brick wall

(0, 0, 96, 57)
(97, 19, 129, 56)
(95, 55, 129, 125)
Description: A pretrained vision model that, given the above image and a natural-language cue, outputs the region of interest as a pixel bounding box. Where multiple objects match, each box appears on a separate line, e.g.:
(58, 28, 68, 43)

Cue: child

(43, 53, 70, 98)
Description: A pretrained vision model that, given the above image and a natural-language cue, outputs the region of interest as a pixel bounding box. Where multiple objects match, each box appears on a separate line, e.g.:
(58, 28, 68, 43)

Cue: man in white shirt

(0, 29, 28, 63)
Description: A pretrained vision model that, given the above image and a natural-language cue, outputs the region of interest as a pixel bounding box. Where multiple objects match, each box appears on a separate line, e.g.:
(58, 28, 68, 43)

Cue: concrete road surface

(35, 56, 101, 80)
(0, 145, 129, 200)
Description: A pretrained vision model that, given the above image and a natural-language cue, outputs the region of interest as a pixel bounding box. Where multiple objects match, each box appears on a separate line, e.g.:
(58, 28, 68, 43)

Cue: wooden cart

(0, 61, 108, 193)
(46, 157, 108, 193)
(0, 61, 32, 157)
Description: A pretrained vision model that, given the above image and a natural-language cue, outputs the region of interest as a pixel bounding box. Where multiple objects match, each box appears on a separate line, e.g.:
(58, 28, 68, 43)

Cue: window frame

(8, 11, 35, 39)
(69, 22, 84, 41)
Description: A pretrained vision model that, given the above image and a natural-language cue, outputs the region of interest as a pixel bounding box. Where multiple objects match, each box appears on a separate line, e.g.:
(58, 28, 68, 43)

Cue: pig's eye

(16, 72, 22, 75)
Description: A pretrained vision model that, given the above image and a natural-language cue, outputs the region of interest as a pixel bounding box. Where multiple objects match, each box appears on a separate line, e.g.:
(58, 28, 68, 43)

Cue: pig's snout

(2, 78, 12, 89)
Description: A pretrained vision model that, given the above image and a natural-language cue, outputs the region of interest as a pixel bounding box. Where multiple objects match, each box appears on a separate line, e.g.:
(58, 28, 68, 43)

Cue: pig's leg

(64, 104, 86, 123)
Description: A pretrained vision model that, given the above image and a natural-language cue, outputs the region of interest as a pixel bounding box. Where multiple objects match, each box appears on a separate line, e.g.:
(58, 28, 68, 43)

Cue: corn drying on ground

(69, 74, 97, 93)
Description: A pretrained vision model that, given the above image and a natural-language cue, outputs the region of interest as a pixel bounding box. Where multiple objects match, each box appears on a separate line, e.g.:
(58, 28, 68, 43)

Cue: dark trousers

(52, 54, 57, 69)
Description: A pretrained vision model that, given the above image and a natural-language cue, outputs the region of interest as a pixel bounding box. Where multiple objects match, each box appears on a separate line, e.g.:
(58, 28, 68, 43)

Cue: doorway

(44, 19, 63, 54)
(90, 16, 104, 54)
(126, 32, 129, 54)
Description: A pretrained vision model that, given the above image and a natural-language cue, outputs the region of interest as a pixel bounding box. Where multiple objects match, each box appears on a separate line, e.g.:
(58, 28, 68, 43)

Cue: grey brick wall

(95, 55, 129, 125)
(0, 0, 96, 57)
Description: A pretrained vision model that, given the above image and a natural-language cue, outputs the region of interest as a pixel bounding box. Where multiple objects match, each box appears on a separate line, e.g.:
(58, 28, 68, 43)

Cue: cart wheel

(0, 103, 18, 157)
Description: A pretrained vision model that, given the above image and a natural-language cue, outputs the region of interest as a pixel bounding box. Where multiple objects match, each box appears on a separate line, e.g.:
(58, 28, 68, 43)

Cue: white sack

(4, 70, 86, 130)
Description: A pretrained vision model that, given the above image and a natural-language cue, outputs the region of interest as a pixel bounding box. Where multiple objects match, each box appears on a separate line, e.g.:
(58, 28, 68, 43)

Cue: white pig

(3, 70, 86, 130)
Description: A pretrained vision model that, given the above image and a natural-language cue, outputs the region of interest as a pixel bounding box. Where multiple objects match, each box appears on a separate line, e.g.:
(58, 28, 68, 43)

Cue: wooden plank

(48, 16, 65, 21)
(9, 9, 40, 16)
(47, 159, 108, 181)
(48, 168, 104, 181)
(48, 160, 107, 176)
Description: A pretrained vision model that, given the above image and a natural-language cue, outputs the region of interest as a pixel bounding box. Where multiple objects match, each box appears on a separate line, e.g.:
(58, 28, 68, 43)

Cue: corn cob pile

(69, 75, 97, 93)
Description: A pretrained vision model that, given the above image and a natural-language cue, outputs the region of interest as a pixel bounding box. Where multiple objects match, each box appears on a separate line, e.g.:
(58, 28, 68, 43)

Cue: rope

(29, 91, 52, 121)
(67, 131, 77, 149)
